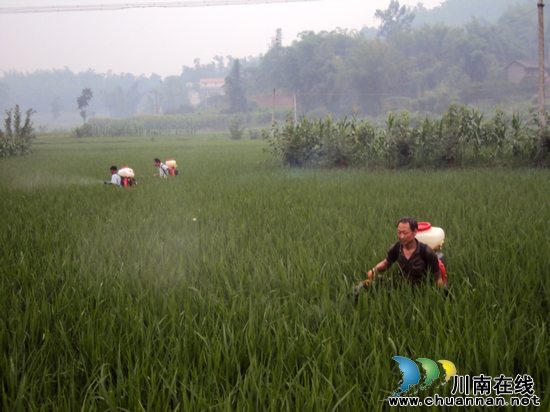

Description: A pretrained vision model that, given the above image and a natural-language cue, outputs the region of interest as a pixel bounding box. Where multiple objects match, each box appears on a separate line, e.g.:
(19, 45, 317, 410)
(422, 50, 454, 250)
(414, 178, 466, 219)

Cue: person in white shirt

(104, 165, 122, 186)
(153, 158, 170, 178)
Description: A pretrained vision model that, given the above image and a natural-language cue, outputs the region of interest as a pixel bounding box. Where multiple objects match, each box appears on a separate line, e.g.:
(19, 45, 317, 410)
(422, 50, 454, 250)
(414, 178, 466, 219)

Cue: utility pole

(151, 89, 159, 114)
(538, 0, 545, 129)
(272, 88, 276, 124)
(294, 93, 298, 129)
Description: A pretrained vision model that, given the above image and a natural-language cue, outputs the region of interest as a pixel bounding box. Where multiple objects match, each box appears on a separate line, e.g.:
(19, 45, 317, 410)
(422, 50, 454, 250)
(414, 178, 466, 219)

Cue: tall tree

(344, 39, 394, 116)
(270, 28, 283, 49)
(375, 0, 415, 41)
(51, 96, 61, 120)
(159, 76, 190, 112)
(77, 88, 93, 123)
(101, 82, 142, 117)
(224, 59, 248, 113)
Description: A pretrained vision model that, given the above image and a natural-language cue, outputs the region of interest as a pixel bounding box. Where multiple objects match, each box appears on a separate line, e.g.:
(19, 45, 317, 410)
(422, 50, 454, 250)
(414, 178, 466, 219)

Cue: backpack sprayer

(165, 158, 179, 176)
(416, 222, 447, 283)
(118, 166, 137, 187)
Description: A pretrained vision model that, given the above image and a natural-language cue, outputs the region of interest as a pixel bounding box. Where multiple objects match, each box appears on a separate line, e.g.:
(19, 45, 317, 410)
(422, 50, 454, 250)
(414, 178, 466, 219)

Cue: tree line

(249, 0, 544, 117)
(0, 0, 543, 122)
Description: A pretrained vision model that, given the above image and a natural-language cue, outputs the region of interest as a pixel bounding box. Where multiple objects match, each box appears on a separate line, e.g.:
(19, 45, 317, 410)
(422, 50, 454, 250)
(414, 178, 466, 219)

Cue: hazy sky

(0, 0, 443, 79)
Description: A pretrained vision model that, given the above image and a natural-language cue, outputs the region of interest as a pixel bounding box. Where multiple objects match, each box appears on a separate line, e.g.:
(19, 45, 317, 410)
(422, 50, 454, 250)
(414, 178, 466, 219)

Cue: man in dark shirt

(355, 217, 444, 293)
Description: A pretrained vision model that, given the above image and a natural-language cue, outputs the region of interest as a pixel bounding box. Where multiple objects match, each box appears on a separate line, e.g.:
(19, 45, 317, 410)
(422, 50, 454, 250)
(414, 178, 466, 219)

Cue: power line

(0, 0, 321, 14)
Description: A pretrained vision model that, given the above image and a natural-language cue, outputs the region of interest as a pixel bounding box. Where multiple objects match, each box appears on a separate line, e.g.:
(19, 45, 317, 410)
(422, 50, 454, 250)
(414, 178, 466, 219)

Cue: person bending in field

(104, 165, 121, 186)
(354, 217, 444, 296)
(153, 158, 170, 178)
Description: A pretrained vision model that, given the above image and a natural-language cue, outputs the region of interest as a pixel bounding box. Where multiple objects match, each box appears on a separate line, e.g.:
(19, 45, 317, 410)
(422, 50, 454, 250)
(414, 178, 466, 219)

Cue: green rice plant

(0, 137, 549, 410)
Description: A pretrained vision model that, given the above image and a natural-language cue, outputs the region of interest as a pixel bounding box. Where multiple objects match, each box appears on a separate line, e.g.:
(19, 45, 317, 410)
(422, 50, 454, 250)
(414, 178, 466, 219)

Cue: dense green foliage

(228, 118, 245, 140)
(375, 0, 416, 41)
(265, 105, 545, 169)
(224, 59, 249, 114)
(256, 0, 545, 116)
(77, 88, 94, 123)
(1, 136, 549, 410)
(101, 82, 142, 118)
(412, 0, 528, 28)
(0, 105, 35, 158)
(72, 123, 94, 138)
(0, 70, 163, 121)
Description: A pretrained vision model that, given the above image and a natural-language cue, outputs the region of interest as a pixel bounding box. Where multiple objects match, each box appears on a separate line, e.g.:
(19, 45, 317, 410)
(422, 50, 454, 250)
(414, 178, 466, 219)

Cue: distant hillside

(414, 0, 531, 27)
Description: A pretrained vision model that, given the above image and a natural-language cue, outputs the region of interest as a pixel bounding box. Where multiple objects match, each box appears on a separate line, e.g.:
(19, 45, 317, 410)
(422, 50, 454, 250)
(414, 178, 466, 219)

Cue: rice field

(1, 135, 549, 411)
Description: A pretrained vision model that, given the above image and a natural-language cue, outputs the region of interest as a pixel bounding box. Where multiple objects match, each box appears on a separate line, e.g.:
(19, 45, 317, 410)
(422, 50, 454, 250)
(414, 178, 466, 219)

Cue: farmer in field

(104, 165, 121, 186)
(354, 217, 444, 296)
(153, 158, 170, 178)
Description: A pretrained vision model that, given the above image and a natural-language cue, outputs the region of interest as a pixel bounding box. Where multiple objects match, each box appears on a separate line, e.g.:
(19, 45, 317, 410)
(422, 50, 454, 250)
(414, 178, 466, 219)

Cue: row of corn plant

(265, 104, 546, 169)
(0, 105, 36, 158)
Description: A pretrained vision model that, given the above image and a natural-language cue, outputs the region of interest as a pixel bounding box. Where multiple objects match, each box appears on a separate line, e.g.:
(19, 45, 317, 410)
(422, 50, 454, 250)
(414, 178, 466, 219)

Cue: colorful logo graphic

(392, 357, 457, 397)
(387, 358, 540, 407)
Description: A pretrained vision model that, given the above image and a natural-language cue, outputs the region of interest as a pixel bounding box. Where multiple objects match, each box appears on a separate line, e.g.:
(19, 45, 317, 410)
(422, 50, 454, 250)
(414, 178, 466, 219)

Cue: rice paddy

(1, 135, 548, 411)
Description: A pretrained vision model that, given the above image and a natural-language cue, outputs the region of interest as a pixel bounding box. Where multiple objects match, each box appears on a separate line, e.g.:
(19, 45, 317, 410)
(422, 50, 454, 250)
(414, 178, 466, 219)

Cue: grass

(1, 135, 549, 411)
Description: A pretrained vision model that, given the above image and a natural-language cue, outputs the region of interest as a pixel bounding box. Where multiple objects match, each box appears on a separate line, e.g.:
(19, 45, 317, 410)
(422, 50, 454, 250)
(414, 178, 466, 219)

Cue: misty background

(0, 0, 543, 129)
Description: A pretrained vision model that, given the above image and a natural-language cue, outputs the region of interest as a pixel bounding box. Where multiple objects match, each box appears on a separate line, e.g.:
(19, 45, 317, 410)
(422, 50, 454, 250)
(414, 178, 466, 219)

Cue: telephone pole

(538, 0, 545, 129)
(272, 88, 276, 124)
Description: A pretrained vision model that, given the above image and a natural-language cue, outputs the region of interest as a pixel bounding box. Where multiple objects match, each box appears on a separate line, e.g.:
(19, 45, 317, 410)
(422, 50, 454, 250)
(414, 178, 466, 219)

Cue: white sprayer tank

(165, 159, 177, 168)
(415, 222, 445, 250)
(118, 167, 135, 178)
